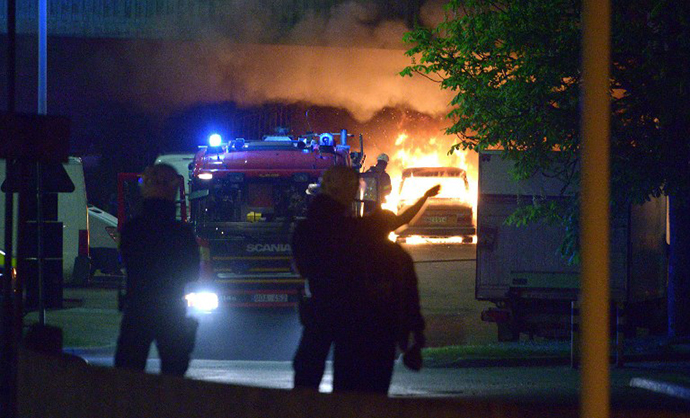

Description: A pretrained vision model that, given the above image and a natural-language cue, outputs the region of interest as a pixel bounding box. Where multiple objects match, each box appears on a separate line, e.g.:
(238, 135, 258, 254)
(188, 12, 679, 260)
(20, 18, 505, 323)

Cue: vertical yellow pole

(580, 0, 611, 417)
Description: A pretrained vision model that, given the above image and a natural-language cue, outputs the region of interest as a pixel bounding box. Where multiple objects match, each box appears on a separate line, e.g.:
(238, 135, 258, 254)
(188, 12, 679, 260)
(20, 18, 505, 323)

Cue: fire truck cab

(185, 130, 361, 311)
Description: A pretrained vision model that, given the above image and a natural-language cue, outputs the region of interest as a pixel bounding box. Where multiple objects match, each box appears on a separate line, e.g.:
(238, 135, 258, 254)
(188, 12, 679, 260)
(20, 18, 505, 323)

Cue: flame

(381, 133, 478, 244)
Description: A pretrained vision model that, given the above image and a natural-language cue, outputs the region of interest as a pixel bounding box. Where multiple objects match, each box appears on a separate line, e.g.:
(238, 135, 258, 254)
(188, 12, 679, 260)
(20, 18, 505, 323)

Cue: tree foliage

(402, 0, 690, 262)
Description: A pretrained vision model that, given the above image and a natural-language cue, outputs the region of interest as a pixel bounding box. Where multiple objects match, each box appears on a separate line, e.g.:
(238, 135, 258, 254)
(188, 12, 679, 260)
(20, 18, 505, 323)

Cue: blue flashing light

(209, 133, 223, 147)
(319, 133, 334, 146)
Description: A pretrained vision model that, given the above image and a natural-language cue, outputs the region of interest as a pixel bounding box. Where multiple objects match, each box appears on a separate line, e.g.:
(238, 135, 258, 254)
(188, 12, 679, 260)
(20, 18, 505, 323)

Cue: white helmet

(377, 153, 389, 163)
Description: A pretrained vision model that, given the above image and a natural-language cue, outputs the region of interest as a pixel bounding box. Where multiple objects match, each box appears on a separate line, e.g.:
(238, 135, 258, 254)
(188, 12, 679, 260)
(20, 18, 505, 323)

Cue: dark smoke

(87, 1, 453, 122)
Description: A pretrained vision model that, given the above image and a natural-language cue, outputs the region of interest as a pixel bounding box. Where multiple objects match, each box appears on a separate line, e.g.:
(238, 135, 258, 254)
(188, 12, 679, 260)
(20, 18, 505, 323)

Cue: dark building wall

(0, 0, 424, 39)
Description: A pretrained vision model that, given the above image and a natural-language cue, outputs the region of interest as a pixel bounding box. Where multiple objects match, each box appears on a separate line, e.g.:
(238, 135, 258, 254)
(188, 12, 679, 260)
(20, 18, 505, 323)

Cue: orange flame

(381, 133, 478, 244)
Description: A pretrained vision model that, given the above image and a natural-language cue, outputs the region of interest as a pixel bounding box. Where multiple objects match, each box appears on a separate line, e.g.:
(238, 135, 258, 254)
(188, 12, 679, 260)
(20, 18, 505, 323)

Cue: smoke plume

(90, 1, 452, 122)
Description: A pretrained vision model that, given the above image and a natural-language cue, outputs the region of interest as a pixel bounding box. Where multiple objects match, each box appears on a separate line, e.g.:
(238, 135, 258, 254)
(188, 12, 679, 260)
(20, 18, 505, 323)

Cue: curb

(630, 377, 690, 401)
(425, 352, 690, 369)
(425, 356, 570, 368)
(63, 345, 117, 357)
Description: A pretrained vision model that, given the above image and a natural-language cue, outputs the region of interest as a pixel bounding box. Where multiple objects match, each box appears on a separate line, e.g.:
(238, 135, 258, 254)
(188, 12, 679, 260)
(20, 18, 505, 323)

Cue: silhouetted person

(292, 166, 361, 390)
(362, 153, 393, 214)
(291, 166, 437, 393)
(333, 209, 426, 393)
(114, 164, 199, 376)
(367, 153, 392, 202)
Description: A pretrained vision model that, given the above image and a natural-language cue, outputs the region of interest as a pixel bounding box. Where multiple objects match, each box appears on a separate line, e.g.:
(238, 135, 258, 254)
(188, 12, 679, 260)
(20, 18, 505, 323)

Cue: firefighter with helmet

(365, 153, 392, 212)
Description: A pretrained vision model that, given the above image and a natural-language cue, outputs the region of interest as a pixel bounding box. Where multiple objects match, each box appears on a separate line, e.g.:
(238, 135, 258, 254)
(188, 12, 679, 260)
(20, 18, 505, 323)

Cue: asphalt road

(73, 242, 690, 409)
(192, 309, 302, 360)
(77, 355, 690, 410)
(189, 242, 485, 361)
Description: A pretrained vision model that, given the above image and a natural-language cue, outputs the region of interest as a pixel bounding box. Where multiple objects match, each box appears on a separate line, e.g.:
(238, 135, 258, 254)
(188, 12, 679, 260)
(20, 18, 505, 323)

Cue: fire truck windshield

(191, 177, 312, 224)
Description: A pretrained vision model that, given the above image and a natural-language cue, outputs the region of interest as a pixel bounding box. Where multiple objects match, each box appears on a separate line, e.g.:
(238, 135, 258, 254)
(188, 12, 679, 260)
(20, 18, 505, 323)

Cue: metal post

(38, 0, 48, 115)
(2, 0, 18, 415)
(616, 303, 625, 368)
(580, 0, 611, 417)
(37, 163, 45, 325)
(37, 0, 48, 326)
(14, 162, 27, 339)
(1, 181, 17, 418)
(7, 0, 16, 114)
(571, 300, 579, 369)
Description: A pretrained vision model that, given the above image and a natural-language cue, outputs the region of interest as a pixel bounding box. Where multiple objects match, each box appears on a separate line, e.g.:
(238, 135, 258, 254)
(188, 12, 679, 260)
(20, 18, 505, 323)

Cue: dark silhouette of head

(376, 153, 389, 171)
(141, 163, 181, 201)
(320, 166, 359, 206)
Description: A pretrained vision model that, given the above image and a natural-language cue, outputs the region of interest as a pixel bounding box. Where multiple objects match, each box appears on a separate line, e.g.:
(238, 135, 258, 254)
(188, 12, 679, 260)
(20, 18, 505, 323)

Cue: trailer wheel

(497, 322, 520, 342)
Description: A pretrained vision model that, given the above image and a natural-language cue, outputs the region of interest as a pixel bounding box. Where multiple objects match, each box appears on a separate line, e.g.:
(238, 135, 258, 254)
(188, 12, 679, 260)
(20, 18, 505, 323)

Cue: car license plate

(424, 215, 456, 225)
(252, 294, 288, 303)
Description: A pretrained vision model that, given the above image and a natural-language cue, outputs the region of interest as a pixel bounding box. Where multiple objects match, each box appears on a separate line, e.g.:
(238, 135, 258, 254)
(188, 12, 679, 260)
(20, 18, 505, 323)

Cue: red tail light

(78, 229, 89, 257)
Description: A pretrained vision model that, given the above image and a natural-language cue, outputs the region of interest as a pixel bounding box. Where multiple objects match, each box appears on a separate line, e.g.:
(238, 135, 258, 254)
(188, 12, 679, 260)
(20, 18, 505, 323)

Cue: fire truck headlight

(185, 291, 219, 312)
(198, 172, 213, 180)
(209, 133, 223, 147)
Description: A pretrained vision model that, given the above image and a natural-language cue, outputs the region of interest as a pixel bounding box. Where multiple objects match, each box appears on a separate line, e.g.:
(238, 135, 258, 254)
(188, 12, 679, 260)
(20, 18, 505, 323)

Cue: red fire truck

(183, 129, 364, 311)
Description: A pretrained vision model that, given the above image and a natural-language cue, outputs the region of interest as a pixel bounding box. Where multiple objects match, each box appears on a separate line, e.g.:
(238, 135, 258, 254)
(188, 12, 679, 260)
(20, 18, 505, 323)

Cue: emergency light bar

(209, 133, 223, 147)
(231, 138, 245, 150)
(319, 133, 334, 146)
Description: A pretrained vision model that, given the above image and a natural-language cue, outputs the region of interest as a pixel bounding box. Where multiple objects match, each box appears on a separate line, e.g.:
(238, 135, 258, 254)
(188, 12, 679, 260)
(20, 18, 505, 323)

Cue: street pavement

(74, 353, 690, 411)
(62, 242, 690, 412)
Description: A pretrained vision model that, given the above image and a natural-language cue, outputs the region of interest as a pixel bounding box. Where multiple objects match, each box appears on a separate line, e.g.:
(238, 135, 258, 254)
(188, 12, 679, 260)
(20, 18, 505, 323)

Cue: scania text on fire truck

(184, 129, 364, 312)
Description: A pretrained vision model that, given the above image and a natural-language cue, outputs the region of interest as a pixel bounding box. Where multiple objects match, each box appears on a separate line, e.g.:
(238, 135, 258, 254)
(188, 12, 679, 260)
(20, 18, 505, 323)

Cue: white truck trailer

(0, 157, 91, 286)
(476, 151, 667, 341)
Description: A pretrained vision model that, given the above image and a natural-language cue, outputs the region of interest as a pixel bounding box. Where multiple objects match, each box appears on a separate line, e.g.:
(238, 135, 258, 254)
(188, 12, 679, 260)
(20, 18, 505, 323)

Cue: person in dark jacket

(332, 209, 426, 393)
(292, 166, 361, 389)
(291, 166, 437, 393)
(365, 210, 427, 354)
(114, 163, 200, 376)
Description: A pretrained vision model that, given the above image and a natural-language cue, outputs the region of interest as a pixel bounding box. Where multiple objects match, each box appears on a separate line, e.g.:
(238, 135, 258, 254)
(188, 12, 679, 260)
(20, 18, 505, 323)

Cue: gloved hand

(402, 343, 423, 371)
(424, 185, 441, 198)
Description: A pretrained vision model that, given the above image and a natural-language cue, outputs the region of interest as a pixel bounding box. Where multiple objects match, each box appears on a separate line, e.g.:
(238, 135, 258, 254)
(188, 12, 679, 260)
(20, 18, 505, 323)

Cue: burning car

(395, 167, 475, 242)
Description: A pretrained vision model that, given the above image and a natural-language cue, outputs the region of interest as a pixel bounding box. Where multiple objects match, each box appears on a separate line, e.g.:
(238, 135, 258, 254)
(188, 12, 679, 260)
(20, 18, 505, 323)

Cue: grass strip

(24, 288, 122, 348)
(423, 341, 571, 367)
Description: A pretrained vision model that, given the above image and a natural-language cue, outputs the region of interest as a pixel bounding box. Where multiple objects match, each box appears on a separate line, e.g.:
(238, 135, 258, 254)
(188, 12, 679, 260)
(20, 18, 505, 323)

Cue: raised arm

(392, 185, 441, 230)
